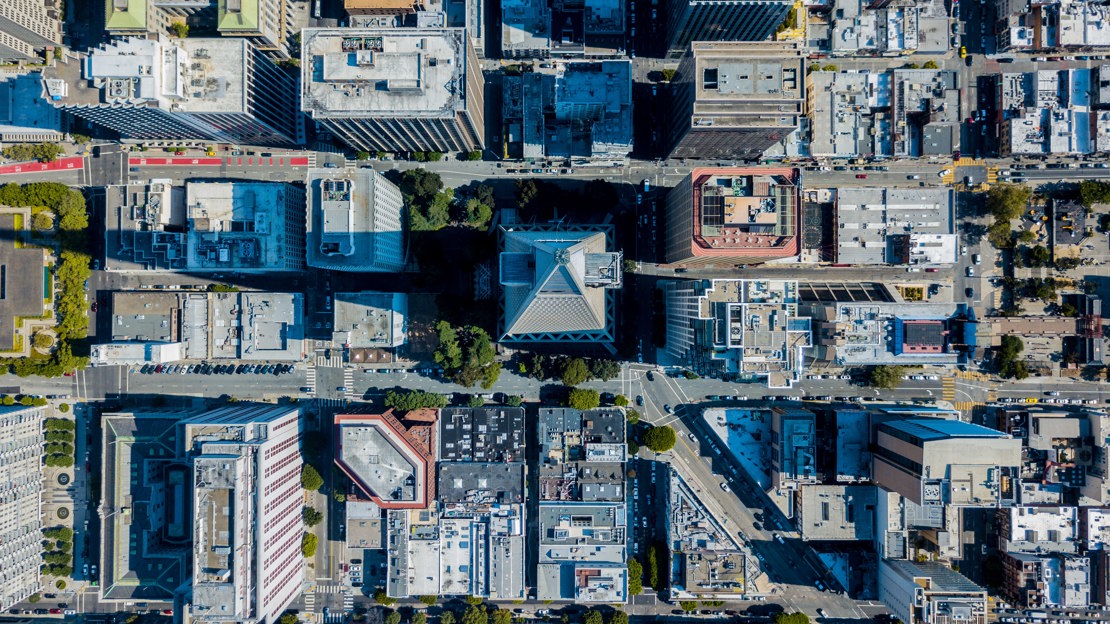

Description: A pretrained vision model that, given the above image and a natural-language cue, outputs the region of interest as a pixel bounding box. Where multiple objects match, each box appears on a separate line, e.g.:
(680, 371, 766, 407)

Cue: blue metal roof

(882, 417, 1005, 441)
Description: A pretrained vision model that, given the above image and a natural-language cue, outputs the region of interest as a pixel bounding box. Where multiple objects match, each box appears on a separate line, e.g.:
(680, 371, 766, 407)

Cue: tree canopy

(567, 388, 600, 410)
(300, 464, 324, 491)
(996, 335, 1028, 380)
(868, 365, 905, 389)
(643, 425, 677, 453)
(773, 613, 810, 624)
(302, 506, 323, 527)
(560, 357, 590, 386)
(399, 169, 453, 231)
(300, 532, 318, 557)
(628, 558, 643, 595)
(986, 183, 1033, 221)
(433, 321, 501, 388)
(384, 389, 448, 412)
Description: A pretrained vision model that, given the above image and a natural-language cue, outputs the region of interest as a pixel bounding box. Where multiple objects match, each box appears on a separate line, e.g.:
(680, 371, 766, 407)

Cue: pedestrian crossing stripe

(942, 377, 956, 402)
(954, 401, 984, 412)
(955, 370, 991, 381)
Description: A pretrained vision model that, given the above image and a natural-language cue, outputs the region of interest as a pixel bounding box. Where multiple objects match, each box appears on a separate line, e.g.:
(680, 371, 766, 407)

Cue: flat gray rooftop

(438, 462, 524, 504)
(339, 422, 421, 504)
(439, 407, 526, 462)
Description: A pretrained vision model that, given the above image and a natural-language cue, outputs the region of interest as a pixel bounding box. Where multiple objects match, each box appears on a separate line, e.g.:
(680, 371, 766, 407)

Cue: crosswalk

(954, 401, 984, 413)
(955, 370, 992, 382)
(317, 584, 345, 594)
(343, 591, 353, 612)
(304, 590, 315, 614)
(316, 354, 343, 367)
(942, 377, 956, 402)
(305, 366, 317, 393)
(314, 398, 347, 410)
(343, 368, 354, 395)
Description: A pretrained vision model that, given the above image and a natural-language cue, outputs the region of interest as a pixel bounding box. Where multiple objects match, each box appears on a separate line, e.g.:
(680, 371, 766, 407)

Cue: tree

(986, 183, 1033, 221)
(560, 357, 591, 386)
(465, 198, 492, 228)
(1028, 245, 1051, 267)
(680, 602, 698, 613)
(467, 394, 485, 408)
(441, 611, 456, 624)
(170, 21, 189, 38)
(491, 611, 512, 624)
(515, 179, 538, 209)
(418, 596, 438, 606)
(772, 614, 810, 624)
(384, 389, 448, 412)
(302, 506, 323, 527)
(280, 615, 299, 624)
(588, 358, 621, 381)
(583, 611, 603, 624)
(868, 365, 905, 389)
(567, 388, 600, 410)
(386, 612, 402, 624)
(71, 134, 90, 144)
(428, 152, 443, 162)
(301, 464, 324, 491)
(461, 605, 488, 624)
(646, 545, 660, 588)
(414, 151, 427, 162)
(373, 588, 396, 606)
(32, 212, 53, 231)
(1018, 229, 1036, 243)
(996, 335, 1027, 379)
(300, 532, 317, 557)
(628, 558, 643, 595)
(413, 614, 428, 624)
(1080, 180, 1110, 207)
(923, 60, 940, 69)
(626, 409, 640, 425)
(643, 425, 677, 453)
(608, 613, 628, 624)
(613, 395, 629, 407)
(32, 333, 53, 350)
(506, 395, 523, 407)
(207, 283, 239, 292)
(475, 184, 496, 210)
(467, 150, 483, 161)
(434, 322, 501, 388)
(660, 68, 677, 82)
(356, 151, 371, 161)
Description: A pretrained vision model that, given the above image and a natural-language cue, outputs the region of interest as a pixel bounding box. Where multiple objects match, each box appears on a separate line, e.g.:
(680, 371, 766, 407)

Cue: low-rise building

(305, 167, 406, 273)
(827, 0, 951, 56)
(771, 408, 818, 490)
(1001, 552, 1091, 607)
(0, 210, 49, 355)
(0, 72, 62, 142)
(796, 485, 878, 541)
(999, 506, 1079, 555)
(878, 559, 987, 624)
(104, 180, 306, 272)
(998, 69, 1110, 156)
(834, 187, 957, 266)
(335, 409, 436, 510)
(502, 60, 632, 163)
(102, 290, 304, 363)
(808, 302, 975, 367)
(332, 292, 408, 350)
(500, 0, 550, 58)
(662, 279, 812, 388)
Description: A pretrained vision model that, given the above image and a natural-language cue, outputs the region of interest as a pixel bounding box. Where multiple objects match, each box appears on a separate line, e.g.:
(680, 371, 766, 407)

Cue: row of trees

(41, 525, 73, 577)
(1, 143, 64, 163)
(385, 389, 450, 412)
(433, 321, 501, 389)
(995, 335, 1028, 380)
(518, 354, 622, 385)
(986, 183, 1034, 249)
(43, 417, 75, 468)
(399, 170, 495, 231)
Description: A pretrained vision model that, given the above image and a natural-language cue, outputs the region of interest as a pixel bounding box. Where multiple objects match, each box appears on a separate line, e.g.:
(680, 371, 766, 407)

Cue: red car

(855, 174, 867, 179)
(49, 609, 62, 615)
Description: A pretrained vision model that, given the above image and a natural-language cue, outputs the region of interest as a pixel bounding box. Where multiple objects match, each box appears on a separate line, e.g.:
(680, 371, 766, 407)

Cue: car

(83, 564, 89, 576)
(91, 564, 97, 576)
(323, 162, 338, 168)
(908, 174, 921, 180)
(337, 386, 349, 392)
(925, 267, 939, 272)
(966, 287, 974, 298)
(635, 395, 643, 406)
(664, 404, 672, 413)
(687, 432, 696, 441)
(720, 482, 730, 492)
(855, 174, 867, 179)
(646, 371, 654, 381)
(938, 168, 952, 177)
(817, 609, 828, 618)
(1046, 390, 1062, 396)
(974, 253, 982, 265)
(959, 45, 967, 58)
(774, 533, 785, 544)
(966, 266, 974, 277)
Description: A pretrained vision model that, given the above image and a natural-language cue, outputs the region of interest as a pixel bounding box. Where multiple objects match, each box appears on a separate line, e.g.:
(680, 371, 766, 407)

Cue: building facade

(0, 0, 61, 61)
(663, 0, 793, 57)
(667, 41, 807, 161)
(300, 28, 485, 153)
(51, 36, 301, 146)
(305, 167, 405, 272)
(0, 406, 46, 612)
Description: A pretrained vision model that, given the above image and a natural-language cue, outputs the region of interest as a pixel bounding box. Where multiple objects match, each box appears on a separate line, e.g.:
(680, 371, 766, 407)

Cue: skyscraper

(305, 167, 406, 272)
(300, 28, 485, 153)
(663, 0, 793, 57)
(0, 405, 46, 612)
(50, 35, 301, 146)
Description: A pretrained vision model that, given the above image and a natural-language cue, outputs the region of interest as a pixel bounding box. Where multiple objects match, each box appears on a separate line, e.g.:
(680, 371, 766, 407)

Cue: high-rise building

(106, 0, 290, 57)
(662, 0, 792, 57)
(184, 405, 304, 624)
(666, 41, 806, 161)
(305, 167, 405, 272)
(50, 35, 301, 145)
(300, 28, 485, 153)
(662, 279, 811, 388)
(498, 224, 623, 344)
(0, 405, 46, 612)
(872, 418, 1022, 508)
(334, 409, 436, 510)
(216, 0, 289, 55)
(664, 167, 801, 266)
(0, 0, 61, 61)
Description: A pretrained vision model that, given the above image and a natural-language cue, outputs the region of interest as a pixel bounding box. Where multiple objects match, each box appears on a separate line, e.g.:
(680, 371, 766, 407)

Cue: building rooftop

(501, 0, 550, 55)
(499, 224, 621, 342)
(883, 559, 985, 593)
(63, 36, 250, 113)
(0, 73, 61, 139)
(1087, 508, 1110, 551)
(185, 181, 303, 272)
(105, 0, 147, 31)
(0, 212, 46, 351)
(807, 70, 892, 159)
(1057, 0, 1110, 47)
(332, 292, 407, 349)
(335, 410, 434, 509)
(685, 167, 801, 260)
(104, 180, 186, 271)
(301, 28, 472, 117)
(305, 167, 405, 272)
(439, 406, 526, 462)
(438, 462, 524, 505)
(835, 187, 956, 265)
(809, 301, 970, 366)
(1003, 506, 1079, 553)
(797, 484, 877, 541)
(881, 417, 1014, 442)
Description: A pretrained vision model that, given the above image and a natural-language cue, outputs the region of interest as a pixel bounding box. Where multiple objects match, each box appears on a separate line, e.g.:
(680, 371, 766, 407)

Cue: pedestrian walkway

(317, 584, 345, 594)
(942, 377, 956, 402)
(954, 401, 983, 413)
(304, 590, 316, 614)
(343, 368, 353, 394)
(343, 591, 354, 612)
(955, 370, 992, 382)
(315, 354, 343, 367)
(305, 366, 316, 393)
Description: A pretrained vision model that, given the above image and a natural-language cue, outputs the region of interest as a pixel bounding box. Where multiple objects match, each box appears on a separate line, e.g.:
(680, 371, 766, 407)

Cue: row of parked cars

(137, 363, 296, 375)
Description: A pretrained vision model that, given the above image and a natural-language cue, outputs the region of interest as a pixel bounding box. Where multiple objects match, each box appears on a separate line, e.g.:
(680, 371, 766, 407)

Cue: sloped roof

(501, 229, 609, 337)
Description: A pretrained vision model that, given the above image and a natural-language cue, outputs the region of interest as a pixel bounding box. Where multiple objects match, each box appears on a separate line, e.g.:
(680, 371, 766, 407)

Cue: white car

(938, 168, 952, 177)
